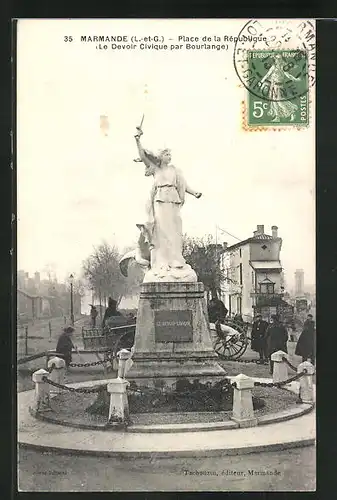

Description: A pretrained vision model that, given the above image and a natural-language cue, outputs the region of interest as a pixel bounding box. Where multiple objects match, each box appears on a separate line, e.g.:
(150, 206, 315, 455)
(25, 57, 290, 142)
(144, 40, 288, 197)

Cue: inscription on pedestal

(155, 310, 193, 342)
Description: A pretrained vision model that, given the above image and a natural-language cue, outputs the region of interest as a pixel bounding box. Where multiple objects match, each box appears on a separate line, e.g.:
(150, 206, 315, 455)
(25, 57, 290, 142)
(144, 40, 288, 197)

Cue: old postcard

(16, 19, 316, 492)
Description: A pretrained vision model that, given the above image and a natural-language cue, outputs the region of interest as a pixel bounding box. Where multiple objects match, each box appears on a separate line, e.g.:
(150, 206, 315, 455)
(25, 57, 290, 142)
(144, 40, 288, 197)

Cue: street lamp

(69, 273, 74, 325)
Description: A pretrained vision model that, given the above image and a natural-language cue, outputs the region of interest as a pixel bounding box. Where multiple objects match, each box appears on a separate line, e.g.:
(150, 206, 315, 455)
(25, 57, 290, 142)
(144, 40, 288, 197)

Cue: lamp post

(69, 273, 74, 325)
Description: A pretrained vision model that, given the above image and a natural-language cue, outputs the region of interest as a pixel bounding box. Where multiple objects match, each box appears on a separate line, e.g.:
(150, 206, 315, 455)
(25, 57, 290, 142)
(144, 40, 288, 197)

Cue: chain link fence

(42, 376, 106, 394)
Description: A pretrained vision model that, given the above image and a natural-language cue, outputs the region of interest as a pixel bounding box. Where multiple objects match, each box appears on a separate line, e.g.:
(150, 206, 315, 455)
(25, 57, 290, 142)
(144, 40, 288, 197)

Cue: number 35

(64, 36, 73, 42)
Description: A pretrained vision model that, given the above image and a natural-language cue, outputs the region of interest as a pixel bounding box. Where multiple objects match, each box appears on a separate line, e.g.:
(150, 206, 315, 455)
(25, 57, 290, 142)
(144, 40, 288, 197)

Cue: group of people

(251, 313, 316, 373)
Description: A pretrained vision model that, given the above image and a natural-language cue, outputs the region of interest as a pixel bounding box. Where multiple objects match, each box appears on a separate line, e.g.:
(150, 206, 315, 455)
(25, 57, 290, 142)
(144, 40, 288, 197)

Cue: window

(259, 283, 275, 294)
(239, 248, 242, 257)
(237, 296, 242, 314)
(251, 271, 254, 286)
(239, 264, 243, 285)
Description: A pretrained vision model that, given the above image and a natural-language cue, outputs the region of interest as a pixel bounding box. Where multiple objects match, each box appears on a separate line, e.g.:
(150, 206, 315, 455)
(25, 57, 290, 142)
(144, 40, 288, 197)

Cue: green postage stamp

(246, 49, 309, 127)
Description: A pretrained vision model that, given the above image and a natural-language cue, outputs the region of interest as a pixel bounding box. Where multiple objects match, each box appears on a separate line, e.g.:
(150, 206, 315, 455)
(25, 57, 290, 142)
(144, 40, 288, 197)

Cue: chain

(282, 356, 298, 372)
(220, 357, 265, 364)
(231, 370, 307, 389)
(69, 358, 111, 368)
(254, 370, 307, 388)
(42, 376, 106, 394)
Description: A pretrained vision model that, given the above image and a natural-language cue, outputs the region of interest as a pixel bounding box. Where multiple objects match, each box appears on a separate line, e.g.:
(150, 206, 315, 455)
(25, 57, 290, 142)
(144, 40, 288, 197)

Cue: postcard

(16, 18, 315, 492)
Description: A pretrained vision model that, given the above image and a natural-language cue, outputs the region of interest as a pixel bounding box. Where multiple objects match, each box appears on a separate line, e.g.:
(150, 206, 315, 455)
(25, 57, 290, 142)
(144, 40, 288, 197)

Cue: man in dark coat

(90, 305, 98, 327)
(56, 326, 76, 367)
(102, 297, 122, 328)
(251, 314, 269, 364)
(295, 314, 315, 363)
(265, 314, 289, 374)
(208, 297, 228, 323)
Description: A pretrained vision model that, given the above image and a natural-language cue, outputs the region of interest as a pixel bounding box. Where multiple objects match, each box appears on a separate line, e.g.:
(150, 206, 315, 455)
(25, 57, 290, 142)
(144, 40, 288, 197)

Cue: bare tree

(82, 241, 143, 307)
(182, 234, 234, 300)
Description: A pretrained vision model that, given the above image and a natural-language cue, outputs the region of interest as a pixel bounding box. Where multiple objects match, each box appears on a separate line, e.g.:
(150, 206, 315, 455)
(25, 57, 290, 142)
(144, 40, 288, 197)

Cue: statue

(119, 118, 202, 283)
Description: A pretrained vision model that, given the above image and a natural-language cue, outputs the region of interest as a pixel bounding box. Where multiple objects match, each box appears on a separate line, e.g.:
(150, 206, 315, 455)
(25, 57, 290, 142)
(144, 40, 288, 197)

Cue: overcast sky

(17, 19, 315, 290)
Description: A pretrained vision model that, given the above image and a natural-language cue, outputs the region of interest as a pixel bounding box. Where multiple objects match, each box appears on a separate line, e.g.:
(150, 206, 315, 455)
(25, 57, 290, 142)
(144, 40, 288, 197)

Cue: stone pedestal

(126, 282, 225, 389)
(47, 357, 66, 398)
(298, 361, 315, 403)
(271, 350, 289, 383)
(31, 368, 51, 412)
(107, 379, 130, 424)
(231, 373, 257, 428)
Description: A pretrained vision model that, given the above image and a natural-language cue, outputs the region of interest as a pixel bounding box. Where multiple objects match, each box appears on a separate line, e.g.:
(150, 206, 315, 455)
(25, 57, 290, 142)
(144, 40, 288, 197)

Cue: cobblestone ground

(18, 446, 315, 492)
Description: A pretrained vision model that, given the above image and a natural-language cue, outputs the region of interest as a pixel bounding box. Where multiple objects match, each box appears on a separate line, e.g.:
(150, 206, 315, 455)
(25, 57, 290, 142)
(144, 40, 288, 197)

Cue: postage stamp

(233, 19, 315, 130)
(246, 49, 309, 127)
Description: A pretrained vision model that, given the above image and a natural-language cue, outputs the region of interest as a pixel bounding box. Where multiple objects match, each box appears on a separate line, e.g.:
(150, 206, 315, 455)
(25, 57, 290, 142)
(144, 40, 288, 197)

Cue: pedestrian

(208, 296, 228, 323)
(251, 314, 269, 364)
(295, 314, 315, 364)
(102, 297, 122, 328)
(265, 314, 289, 374)
(90, 305, 98, 327)
(56, 326, 78, 368)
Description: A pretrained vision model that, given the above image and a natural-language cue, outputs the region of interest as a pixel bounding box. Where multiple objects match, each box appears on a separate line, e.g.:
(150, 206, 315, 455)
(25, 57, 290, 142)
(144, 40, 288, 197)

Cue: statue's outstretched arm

(185, 183, 202, 199)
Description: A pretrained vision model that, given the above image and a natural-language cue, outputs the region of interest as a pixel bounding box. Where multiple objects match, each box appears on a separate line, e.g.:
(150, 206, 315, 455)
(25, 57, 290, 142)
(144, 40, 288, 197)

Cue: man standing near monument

(251, 314, 269, 364)
(56, 326, 78, 368)
(265, 315, 289, 374)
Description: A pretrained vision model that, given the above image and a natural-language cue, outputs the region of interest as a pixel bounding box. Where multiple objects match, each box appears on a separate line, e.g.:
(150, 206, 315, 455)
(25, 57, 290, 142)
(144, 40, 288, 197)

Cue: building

(17, 270, 82, 320)
(220, 224, 290, 322)
(295, 269, 305, 296)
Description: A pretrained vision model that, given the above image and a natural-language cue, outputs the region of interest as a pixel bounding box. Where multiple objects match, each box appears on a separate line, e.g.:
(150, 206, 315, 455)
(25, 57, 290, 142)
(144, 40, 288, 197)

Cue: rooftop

(223, 225, 281, 251)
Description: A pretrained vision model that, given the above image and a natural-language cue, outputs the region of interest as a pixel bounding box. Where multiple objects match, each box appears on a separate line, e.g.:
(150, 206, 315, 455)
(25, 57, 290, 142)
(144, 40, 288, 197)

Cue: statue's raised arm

(134, 120, 158, 175)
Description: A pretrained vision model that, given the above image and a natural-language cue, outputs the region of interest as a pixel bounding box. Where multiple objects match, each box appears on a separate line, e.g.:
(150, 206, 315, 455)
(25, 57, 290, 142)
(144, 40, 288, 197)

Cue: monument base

(127, 282, 226, 390)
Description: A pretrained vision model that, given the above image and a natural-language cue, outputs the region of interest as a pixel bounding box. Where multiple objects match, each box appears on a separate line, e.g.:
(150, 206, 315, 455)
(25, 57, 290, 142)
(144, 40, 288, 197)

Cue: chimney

(223, 242, 228, 250)
(271, 225, 278, 238)
(256, 225, 264, 235)
(253, 230, 258, 236)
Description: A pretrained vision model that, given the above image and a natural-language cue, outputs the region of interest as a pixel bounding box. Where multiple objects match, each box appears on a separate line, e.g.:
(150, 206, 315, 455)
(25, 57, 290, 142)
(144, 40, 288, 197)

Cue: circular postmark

(233, 19, 316, 102)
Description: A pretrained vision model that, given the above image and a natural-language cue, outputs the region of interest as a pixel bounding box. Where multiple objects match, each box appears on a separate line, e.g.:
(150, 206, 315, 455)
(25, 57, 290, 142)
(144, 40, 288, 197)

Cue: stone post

(47, 357, 66, 398)
(231, 373, 257, 428)
(117, 349, 133, 379)
(297, 361, 315, 403)
(32, 368, 50, 412)
(107, 379, 130, 424)
(271, 350, 289, 383)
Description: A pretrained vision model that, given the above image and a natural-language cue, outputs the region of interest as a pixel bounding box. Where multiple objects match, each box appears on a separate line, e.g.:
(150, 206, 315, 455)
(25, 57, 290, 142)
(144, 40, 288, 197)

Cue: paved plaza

(18, 446, 315, 492)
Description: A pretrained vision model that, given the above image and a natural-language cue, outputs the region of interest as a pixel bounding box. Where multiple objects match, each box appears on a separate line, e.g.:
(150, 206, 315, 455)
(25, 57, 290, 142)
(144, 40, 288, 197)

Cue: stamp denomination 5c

(247, 50, 309, 127)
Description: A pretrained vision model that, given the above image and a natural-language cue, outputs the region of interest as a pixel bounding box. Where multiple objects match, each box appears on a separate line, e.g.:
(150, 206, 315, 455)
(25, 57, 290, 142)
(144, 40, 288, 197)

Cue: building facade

(220, 225, 289, 322)
(17, 270, 82, 321)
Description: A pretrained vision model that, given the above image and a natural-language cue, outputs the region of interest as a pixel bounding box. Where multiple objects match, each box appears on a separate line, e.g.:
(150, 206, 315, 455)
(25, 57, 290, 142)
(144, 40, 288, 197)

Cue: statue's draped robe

(143, 161, 187, 274)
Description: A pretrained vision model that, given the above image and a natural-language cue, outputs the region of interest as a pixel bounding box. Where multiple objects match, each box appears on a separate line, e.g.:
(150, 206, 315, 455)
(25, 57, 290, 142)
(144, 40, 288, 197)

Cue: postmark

(233, 19, 315, 128)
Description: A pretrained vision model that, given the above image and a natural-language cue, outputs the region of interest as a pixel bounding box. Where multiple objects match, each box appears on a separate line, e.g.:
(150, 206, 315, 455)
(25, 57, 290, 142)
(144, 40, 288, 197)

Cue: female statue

(260, 54, 301, 122)
(120, 124, 202, 283)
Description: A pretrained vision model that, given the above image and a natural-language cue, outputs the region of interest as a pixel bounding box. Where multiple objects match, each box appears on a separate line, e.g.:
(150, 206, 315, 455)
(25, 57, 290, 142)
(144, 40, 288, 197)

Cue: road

(18, 446, 315, 492)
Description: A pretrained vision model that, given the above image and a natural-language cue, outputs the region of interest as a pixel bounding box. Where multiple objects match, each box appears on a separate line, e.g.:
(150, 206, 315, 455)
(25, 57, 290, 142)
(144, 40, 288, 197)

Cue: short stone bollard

(107, 350, 133, 425)
(47, 357, 66, 398)
(231, 373, 257, 428)
(31, 368, 51, 412)
(117, 349, 133, 379)
(107, 379, 130, 425)
(271, 350, 289, 383)
(297, 361, 315, 403)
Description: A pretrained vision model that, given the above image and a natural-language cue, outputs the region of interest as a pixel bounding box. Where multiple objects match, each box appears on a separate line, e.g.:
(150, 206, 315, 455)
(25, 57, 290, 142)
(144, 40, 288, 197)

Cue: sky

(16, 19, 315, 290)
